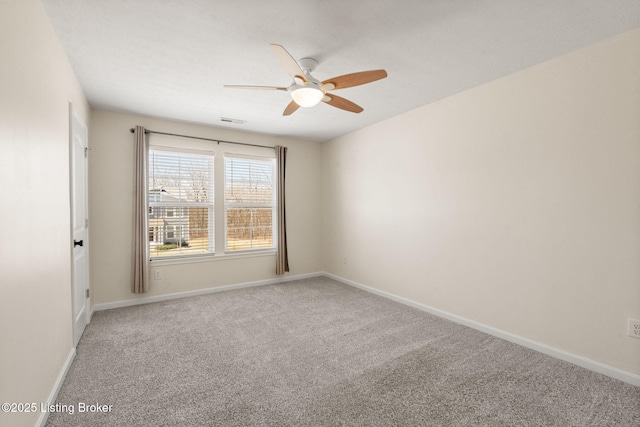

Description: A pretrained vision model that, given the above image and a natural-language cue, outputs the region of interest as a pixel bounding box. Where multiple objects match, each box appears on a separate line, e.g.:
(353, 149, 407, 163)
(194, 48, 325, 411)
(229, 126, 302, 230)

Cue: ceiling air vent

(220, 117, 245, 125)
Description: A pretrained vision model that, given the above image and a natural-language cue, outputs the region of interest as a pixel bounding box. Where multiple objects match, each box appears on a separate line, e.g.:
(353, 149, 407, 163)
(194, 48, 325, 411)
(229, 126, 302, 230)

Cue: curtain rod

(129, 128, 274, 150)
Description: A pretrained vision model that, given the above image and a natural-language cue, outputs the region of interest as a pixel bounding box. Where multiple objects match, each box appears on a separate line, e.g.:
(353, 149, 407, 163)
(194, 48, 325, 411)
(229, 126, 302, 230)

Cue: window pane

(149, 150, 213, 204)
(225, 157, 274, 204)
(149, 149, 214, 258)
(225, 155, 276, 251)
(226, 208, 273, 250)
(149, 206, 212, 257)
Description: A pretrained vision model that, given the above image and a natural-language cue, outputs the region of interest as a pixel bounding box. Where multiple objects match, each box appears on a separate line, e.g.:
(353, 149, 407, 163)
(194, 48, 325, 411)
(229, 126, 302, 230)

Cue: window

(147, 144, 277, 260)
(148, 149, 214, 257)
(225, 155, 276, 251)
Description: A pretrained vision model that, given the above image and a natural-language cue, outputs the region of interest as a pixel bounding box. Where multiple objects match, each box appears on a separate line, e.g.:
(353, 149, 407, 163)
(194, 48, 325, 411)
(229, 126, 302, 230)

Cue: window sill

(149, 249, 276, 266)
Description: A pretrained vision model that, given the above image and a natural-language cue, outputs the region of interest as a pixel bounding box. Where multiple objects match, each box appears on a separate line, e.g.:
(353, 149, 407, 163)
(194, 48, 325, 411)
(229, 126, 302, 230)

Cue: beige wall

(89, 110, 323, 305)
(322, 29, 640, 375)
(0, 1, 90, 426)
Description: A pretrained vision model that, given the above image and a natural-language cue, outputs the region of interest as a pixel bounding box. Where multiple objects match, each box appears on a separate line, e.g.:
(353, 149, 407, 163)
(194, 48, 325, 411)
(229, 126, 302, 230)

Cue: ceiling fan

(224, 44, 388, 116)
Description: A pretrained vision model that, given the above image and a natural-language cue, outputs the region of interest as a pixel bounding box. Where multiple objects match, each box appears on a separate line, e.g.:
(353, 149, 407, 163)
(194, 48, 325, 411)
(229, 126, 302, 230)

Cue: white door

(70, 104, 89, 346)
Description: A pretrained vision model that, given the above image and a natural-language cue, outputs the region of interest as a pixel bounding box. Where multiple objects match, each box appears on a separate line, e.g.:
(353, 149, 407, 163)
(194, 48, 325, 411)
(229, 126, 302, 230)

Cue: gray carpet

(47, 277, 640, 426)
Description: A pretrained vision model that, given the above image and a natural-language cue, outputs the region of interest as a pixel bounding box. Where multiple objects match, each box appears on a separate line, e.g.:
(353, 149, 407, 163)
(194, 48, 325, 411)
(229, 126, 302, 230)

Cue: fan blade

(323, 93, 363, 113)
(321, 69, 387, 91)
(283, 100, 300, 116)
(270, 44, 307, 83)
(224, 85, 287, 91)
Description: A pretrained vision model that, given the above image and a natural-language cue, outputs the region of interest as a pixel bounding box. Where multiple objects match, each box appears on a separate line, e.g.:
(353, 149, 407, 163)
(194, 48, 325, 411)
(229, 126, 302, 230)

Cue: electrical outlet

(628, 318, 640, 339)
(154, 269, 162, 280)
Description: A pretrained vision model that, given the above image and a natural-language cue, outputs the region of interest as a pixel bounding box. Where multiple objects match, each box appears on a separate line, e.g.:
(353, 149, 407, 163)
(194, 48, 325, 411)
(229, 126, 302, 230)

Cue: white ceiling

(41, 0, 640, 143)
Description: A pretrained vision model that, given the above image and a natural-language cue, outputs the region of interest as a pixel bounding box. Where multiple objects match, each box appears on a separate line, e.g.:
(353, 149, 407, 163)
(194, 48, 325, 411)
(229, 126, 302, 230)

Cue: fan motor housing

(298, 57, 318, 73)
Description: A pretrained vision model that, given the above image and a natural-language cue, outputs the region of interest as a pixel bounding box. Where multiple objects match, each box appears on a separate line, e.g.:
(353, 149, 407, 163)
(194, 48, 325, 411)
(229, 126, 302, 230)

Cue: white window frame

(147, 139, 278, 264)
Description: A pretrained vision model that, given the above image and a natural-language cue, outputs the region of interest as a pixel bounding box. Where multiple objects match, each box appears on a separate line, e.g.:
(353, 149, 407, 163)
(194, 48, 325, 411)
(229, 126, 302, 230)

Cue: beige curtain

(275, 145, 289, 274)
(132, 126, 150, 293)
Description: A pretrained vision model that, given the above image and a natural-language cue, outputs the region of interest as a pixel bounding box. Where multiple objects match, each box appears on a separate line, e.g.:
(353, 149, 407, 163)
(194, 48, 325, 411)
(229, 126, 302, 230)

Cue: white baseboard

(36, 347, 76, 427)
(323, 272, 640, 388)
(91, 272, 324, 312)
(88, 270, 639, 387)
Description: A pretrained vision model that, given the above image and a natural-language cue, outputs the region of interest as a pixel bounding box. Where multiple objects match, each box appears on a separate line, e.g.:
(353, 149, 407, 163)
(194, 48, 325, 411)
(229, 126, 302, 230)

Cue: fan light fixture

(224, 44, 388, 116)
(290, 85, 324, 107)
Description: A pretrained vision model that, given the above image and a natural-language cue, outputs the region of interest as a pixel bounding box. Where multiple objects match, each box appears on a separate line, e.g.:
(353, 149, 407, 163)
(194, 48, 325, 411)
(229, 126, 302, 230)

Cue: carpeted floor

(47, 277, 640, 426)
